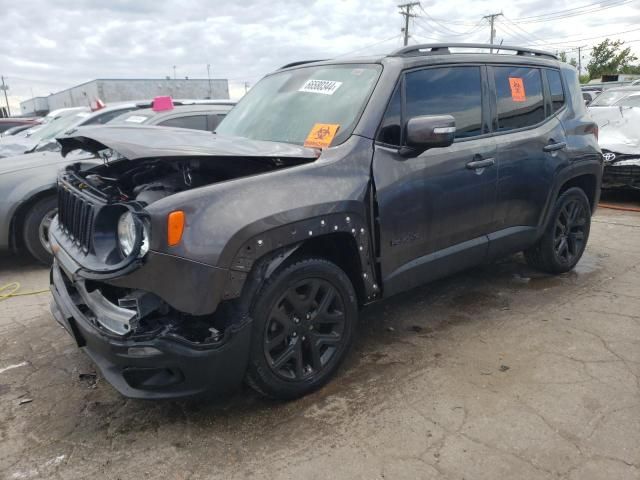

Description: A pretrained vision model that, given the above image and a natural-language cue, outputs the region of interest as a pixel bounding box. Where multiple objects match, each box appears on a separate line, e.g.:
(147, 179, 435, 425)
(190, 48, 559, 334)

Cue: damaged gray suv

(50, 44, 602, 400)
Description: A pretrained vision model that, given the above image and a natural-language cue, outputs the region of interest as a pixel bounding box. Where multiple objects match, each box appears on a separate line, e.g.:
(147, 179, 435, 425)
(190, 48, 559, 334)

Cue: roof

(108, 103, 235, 125)
(279, 43, 560, 71)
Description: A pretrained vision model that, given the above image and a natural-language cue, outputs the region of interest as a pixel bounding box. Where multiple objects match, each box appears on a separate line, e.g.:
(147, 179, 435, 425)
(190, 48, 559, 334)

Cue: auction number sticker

(508, 77, 526, 102)
(299, 79, 343, 95)
(124, 115, 148, 123)
(304, 123, 340, 149)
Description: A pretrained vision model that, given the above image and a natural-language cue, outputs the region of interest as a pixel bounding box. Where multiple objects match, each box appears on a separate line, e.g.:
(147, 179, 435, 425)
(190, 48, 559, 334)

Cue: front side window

(216, 64, 382, 146)
(546, 69, 565, 113)
(405, 66, 483, 139)
(494, 66, 544, 131)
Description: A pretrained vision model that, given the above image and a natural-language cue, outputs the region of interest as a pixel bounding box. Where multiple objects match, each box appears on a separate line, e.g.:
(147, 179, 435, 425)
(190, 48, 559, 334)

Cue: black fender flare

(536, 158, 602, 237)
(219, 209, 380, 302)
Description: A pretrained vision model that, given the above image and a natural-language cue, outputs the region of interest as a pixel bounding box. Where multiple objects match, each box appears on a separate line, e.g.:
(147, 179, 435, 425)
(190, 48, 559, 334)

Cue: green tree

(587, 39, 638, 79)
(558, 51, 568, 63)
(569, 58, 578, 68)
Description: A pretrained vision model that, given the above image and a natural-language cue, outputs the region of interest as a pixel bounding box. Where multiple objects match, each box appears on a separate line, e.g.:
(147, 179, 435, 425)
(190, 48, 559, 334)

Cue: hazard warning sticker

(509, 77, 526, 102)
(299, 79, 343, 95)
(304, 123, 340, 149)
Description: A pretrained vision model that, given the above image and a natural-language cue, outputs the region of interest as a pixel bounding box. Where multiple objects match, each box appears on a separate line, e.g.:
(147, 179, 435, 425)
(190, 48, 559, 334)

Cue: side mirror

(399, 115, 456, 157)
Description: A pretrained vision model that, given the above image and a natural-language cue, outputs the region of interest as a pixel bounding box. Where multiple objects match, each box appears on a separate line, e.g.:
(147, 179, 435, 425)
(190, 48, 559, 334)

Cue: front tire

(22, 195, 57, 265)
(525, 187, 591, 274)
(245, 257, 358, 400)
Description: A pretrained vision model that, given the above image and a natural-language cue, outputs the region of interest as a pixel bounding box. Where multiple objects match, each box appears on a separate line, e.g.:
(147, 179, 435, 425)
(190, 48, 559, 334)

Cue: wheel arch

(9, 186, 57, 251)
(557, 173, 598, 212)
(224, 213, 380, 308)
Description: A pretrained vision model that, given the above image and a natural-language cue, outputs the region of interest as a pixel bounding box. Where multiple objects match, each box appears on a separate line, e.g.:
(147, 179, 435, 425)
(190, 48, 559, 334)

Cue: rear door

(373, 65, 498, 294)
(489, 65, 570, 254)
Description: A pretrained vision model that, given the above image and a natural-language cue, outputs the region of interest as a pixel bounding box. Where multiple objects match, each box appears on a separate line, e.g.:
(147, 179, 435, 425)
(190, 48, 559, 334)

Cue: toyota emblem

(603, 152, 616, 162)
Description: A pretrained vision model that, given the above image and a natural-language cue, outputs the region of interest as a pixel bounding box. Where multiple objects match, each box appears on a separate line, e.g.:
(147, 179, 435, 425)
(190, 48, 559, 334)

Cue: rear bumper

(50, 261, 252, 399)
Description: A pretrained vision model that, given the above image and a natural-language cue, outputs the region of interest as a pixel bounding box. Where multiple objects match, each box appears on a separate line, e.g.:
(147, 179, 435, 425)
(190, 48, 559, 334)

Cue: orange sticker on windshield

(509, 77, 526, 102)
(304, 123, 340, 149)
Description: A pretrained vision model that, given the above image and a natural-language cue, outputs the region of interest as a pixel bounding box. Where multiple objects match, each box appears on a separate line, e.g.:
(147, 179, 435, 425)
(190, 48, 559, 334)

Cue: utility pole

(483, 13, 503, 53)
(398, 2, 420, 46)
(206, 64, 212, 98)
(0, 76, 10, 117)
(577, 45, 586, 75)
(173, 65, 177, 80)
(244, 82, 250, 94)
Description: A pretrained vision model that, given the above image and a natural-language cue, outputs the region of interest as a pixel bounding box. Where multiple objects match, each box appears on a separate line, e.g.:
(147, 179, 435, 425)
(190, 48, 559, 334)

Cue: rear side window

(493, 66, 544, 131)
(158, 115, 208, 131)
(546, 70, 565, 112)
(405, 66, 483, 139)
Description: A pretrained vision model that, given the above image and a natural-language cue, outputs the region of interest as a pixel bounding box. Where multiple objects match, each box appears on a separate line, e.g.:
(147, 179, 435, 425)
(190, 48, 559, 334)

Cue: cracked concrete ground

(1, 207, 639, 480)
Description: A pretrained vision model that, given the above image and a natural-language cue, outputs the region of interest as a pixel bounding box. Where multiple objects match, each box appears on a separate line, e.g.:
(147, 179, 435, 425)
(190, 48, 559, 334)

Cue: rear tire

(245, 257, 358, 400)
(525, 187, 591, 274)
(22, 195, 57, 265)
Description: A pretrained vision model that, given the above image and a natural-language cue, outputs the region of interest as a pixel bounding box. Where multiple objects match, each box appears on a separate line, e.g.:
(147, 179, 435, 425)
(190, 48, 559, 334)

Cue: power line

(511, 0, 634, 23)
(333, 35, 403, 58)
(510, 0, 631, 22)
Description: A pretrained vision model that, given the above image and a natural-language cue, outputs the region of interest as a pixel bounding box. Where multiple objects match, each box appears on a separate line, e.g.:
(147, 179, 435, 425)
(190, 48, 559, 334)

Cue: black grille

(58, 186, 95, 252)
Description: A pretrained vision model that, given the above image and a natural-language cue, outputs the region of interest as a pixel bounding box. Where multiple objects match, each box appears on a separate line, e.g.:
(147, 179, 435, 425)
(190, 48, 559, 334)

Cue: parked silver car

(0, 100, 236, 263)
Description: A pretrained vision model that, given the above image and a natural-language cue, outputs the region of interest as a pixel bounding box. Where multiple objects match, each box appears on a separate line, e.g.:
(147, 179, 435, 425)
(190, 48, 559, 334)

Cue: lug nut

(292, 332, 297, 337)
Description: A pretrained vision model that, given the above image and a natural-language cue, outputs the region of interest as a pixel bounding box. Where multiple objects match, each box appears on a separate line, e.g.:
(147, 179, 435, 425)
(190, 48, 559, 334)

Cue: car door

(373, 65, 498, 296)
(489, 66, 570, 257)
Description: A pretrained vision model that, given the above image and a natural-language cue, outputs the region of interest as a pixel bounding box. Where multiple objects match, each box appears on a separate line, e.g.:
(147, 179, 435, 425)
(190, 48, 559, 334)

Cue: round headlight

(117, 211, 137, 257)
(117, 211, 149, 258)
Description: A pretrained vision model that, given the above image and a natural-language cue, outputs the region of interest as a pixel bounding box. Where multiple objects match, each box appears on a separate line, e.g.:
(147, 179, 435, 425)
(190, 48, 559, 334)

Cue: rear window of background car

(494, 66, 545, 131)
(546, 69, 565, 113)
(158, 115, 208, 131)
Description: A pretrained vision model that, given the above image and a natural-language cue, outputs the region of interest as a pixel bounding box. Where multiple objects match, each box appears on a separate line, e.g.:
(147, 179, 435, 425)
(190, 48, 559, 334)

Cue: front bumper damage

(602, 154, 640, 190)
(50, 260, 252, 399)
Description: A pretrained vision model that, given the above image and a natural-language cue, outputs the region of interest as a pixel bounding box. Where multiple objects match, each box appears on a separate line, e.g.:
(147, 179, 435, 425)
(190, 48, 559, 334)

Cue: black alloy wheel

(246, 257, 357, 399)
(264, 277, 346, 381)
(524, 187, 592, 274)
(553, 197, 587, 265)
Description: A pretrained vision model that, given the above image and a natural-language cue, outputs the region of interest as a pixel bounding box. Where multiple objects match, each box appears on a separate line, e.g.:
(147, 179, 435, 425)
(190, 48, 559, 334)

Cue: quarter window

(405, 66, 483, 139)
(493, 66, 544, 131)
(546, 69, 565, 112)
(377, 84, 402, 146)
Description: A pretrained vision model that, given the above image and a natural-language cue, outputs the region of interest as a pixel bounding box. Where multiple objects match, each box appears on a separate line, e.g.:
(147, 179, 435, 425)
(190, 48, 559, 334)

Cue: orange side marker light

(167, 211, 185, 246)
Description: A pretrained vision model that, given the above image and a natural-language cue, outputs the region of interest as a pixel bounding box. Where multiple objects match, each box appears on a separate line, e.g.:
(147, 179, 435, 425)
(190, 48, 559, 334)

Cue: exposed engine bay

(71, 153, 311, 205)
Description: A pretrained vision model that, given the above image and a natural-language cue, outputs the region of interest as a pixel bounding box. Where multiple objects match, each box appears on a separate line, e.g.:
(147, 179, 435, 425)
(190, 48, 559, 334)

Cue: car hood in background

(0, 150, 94, 176)
(589, 106, 640, 157)
(57, 125, 321, 161)
(0, 135, 38, 158)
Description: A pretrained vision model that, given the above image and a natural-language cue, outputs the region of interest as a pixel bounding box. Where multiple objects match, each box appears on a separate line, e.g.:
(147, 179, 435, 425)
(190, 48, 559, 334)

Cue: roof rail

(279, 59, 327, 69)
(389, 43, 557, 60)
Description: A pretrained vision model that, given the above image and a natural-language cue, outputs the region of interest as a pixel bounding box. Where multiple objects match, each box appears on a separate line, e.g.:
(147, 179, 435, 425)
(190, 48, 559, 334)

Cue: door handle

(466, 158, 495, 169)
(543, 141, 567, 152)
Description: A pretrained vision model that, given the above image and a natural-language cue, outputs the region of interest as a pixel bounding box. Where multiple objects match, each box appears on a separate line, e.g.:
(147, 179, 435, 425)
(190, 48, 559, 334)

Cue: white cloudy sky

(2, 0, 640, 112)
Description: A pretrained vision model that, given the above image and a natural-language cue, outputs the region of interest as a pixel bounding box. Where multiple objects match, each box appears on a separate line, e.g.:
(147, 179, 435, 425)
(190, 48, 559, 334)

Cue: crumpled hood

(57, 125, 321, 161)
(589, 106, 640, 156)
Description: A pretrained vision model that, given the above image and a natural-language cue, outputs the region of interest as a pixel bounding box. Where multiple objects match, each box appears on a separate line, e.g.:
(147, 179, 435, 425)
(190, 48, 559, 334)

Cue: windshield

(27, 112, 90, 142)
(216, 64, 382, 146)
(590, 89, 640, 106)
